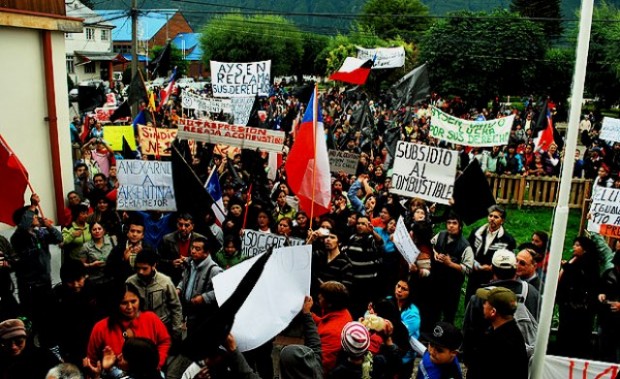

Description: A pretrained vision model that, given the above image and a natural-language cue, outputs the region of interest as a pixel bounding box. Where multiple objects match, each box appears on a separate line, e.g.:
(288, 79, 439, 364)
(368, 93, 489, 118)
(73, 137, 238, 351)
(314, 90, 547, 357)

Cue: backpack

(514, 281, 538, 358)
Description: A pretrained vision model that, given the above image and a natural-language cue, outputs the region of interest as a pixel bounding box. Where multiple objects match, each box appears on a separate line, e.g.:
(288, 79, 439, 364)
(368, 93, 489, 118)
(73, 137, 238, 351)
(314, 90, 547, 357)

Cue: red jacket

(313, 308, 353, 375)
(87, 311, 171, 369)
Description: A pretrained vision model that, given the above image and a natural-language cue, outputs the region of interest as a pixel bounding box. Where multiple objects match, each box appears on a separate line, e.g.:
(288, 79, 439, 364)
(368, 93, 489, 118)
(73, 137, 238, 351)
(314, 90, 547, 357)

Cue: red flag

(80, 116, 91, 143)
(329, 57, 373, 85)
(0, 135, 29, 226)
(284, 87, 331, 218)
(534, 107, 555, 152)
(157, 67, 177, 112)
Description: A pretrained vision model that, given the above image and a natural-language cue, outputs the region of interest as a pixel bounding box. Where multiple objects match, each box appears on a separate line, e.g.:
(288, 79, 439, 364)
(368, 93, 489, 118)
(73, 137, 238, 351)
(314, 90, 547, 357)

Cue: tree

(149, 45, 189, 78)
(418, 10, 547, 107)
(297, 33, 329, 79)
(511, 0, 563, 42)
(200, 14, 303, 77)
(359, 0, 431, 43)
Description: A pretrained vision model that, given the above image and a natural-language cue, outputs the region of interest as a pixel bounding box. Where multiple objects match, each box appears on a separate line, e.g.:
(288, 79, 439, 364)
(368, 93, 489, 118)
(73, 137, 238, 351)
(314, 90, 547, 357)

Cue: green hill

(92, 0, 620, 34)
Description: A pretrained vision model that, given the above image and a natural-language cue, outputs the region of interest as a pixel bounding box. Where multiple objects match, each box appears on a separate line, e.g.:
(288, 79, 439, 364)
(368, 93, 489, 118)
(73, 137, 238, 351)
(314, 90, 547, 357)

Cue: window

(66, 56, 75, 74)
(101, 29, 109, 41)
(84, 62, 96, 74)
(65, 33, 73, 39)
(86, 28, 95, 40)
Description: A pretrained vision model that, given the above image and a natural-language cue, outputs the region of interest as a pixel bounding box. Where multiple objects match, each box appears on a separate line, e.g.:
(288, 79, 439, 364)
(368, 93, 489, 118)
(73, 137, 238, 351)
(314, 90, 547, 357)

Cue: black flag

(148, 43, 171, 78)
(121, 137, 135, 160)
(127, 71, 148, 106)
(77, 84, 106, 112)
(170, 141, 211, 217)
(109, 100, 131, 122)
(390, 63, 430, 109)
(452, 159, 496, 225)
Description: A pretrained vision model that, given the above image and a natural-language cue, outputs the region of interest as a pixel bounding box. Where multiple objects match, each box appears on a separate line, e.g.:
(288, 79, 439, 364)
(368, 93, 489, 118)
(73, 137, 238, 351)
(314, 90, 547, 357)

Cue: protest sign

(105, 93, 117, 107)
(587, 186, 620, 238)
(393, 216, 420, 266)
(213, 245, 311, 352)
(328, 149, 360, 175)
(103, 125, 136, 151)
(181, 92, 232, 114)
(116, 160, 176, 211)
(137, 125, 178, 157)
(600, 117, 620, 142)
(94, 107, 129, 123)
(214, 144, 241, 158)
(210, 60, 271, 97)
(177, 118, 285, 153)
(390, 141, 457, 205)
(231, 96, 255, 126)
(543, 355, 619, 379)
(241, 229, 304, 259)
(429, 107, 514, 147)
(357, 46, 406, 69)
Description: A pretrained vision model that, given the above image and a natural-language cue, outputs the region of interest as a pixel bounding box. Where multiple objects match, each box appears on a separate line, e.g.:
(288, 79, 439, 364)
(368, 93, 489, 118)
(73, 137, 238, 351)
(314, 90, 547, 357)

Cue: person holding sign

(428, 213, 474, 327)
(465, 205, 516, 304)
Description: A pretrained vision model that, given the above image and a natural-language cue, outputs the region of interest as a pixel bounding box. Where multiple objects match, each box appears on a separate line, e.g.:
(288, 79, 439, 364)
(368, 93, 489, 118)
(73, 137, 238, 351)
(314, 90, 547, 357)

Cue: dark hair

(89, 221, 106, 233)
(445, 211, 463, 227)
(135, 246, 158, 266)
(177, 212, 193, 222)
(223, 234, 241, 251)
(107, 282, 144, 328)
(318, 281, 349, 311)
(127, 217, 145, 230)
(191, 236, 211, 251)
(532, 230, 549, 254)
(93, 173, 107, 182)
(574, 236, 596, 255)
(121, 337, 161, 379)
(71, 203, 90, 219)
(60, 259, 87, 283)
(492, 266, 517, 280)
(74, 163, 87, 172)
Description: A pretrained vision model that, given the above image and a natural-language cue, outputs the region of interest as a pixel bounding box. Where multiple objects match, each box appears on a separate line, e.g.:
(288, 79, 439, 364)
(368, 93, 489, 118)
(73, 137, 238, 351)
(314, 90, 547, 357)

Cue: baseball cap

(476, 286, 517, 316)
(424, 322, 463, 351)
(492, 249, 517, 269)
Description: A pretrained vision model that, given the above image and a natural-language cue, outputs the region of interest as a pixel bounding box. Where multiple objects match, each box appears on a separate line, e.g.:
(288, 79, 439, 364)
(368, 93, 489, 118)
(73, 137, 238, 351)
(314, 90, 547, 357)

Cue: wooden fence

(486, 174, 592, 209)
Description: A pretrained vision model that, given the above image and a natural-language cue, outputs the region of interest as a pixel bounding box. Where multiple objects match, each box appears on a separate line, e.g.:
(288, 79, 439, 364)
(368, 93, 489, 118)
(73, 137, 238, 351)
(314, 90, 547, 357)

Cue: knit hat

(492, 249, 517, 269)
(476, 286, 518, 316)
(341, 321, 370, 357)
(0, 319, 27, 340)
(280, 345, 323, 379)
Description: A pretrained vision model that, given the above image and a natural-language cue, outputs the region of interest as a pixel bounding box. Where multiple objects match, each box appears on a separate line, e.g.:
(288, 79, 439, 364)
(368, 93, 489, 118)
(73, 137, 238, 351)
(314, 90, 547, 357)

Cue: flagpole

(0, 134, 43, 217)
(204, 164, 227, 218)
(242, 183, 252, 230)
(309, 84, 318, 230)
(530, 1, 594, 378)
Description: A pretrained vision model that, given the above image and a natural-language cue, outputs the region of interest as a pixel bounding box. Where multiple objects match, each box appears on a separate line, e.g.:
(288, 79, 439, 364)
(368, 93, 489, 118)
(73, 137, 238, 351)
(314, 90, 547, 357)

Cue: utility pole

(131, 0, 138, 117)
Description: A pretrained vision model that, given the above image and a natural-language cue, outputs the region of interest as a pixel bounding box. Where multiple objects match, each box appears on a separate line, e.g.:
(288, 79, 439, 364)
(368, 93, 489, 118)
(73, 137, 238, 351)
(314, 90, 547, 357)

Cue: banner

(137, 125, 178, 157)
(177, 118, 285, 153)
(600, 117, 620, 142)
(181, 92, 232, 114)
(210, 60, 271, 97)
(587, 186, 620, 238)
(357, 46, 406, 69)
(105, 93, 117, 107)
(390, 141, 457, 205)
(94, 107, 129, 123)
(543, 355, 619, 379)
(103, 125, 136, 151)
(393, 216, 420, 266)
(213, 245, 311, 352)
(241, 229, 304, 259)
(116, 160, 176, 211)
(231, 96, 255, 126)
(429, 107, 514, 147)
(328, 149, 359, 175)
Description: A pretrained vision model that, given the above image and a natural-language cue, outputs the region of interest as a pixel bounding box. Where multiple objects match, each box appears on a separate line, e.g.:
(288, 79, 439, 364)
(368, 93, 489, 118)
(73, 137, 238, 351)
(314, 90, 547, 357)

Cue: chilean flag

(534, 106, 555, 152)
(285, 87, 331, 218)
(329, 57, 374, 85)
(0, 134, 29, 226)
(205, 168, 226, 225)
(158, 67, 177, 112)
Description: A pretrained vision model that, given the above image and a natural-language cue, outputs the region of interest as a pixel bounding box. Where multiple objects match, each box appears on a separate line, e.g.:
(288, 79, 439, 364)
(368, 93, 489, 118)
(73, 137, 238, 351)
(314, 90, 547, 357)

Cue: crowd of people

(1, 77, 620, 379)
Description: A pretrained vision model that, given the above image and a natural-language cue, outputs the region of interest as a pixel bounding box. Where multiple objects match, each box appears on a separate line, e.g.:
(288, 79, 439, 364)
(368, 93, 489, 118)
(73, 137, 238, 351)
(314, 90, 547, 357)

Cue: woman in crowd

(213, 234, 244, 270)
(88, 197, 122, 242)
(62, 203, 92, 261)
(84, 221, 115, 285)
(275, 217, 294, 237)
(543, 143, 561, 176)
(291, 211, 310, 239)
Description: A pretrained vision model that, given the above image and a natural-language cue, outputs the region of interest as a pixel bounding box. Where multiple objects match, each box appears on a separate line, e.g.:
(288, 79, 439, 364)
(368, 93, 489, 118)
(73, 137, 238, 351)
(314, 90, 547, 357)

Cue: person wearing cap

(416, 322, 463, 379)
(462, 249, 539, 365)
(0, 318, 59, 379)
(429, 212, 474, 327)
(465, 205, 516, 303)
(327, 321, 371, 378)
(466, 287, 528, 379)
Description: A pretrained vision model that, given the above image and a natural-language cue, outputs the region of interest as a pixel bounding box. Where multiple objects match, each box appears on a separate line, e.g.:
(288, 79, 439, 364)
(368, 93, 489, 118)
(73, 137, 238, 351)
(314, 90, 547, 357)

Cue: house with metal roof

(65, 0, 126, 86)
(171, 32, 207, 79)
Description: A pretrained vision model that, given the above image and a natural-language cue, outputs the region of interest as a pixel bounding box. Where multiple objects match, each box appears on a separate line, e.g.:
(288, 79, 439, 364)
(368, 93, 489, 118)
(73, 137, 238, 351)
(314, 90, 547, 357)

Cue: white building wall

(0, 26, 74, 228)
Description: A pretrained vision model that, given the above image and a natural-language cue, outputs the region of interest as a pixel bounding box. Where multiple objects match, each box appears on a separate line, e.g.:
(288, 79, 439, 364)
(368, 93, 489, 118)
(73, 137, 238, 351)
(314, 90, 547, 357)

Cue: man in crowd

(159, 213, 205, 285)
(105, 218, 155, 285)
(515, 247, 541, 289)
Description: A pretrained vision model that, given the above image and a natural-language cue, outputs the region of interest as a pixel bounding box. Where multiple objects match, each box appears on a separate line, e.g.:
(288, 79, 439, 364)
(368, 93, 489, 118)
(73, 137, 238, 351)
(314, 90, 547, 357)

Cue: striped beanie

(341, 321, 370, 357)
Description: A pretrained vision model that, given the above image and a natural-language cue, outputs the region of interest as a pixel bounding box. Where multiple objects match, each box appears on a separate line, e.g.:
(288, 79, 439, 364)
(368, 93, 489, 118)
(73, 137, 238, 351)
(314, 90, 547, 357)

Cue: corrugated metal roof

(122, 54, 150, 62)
(171, 32, 199, 50)
(185, 44, 203, 61)
(95, 9, 178, 42)
(66, 0, 115, 27)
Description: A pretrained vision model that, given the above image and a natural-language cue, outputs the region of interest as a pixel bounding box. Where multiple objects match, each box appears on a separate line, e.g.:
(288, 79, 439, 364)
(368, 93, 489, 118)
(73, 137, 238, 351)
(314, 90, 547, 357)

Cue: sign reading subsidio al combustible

(429, 107, 514, 147)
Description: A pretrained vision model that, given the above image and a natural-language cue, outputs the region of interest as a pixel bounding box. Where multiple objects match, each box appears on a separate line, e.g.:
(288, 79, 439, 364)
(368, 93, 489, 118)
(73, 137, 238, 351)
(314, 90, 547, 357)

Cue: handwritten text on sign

(177, 118, 285, 153)
(543, 355, 619, 379)
(600, 117, 620, 143)
(181, 92, 232, 114)
(393, 216, 420, 266)
(587, 186, 620, 237)
(357, 46, 405, 69)
(328, 150, 360, 175)
(390, 141, 457, 205)
(241, 229, 304, 259)
(429, 107, 514, 147)
(117, 160, 176, 211)
(210, 60, 271, 97)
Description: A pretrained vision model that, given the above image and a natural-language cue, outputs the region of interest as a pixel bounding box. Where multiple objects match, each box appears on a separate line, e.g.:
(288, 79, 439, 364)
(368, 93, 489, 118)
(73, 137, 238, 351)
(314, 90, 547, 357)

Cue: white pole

(530, 1, 594, 378)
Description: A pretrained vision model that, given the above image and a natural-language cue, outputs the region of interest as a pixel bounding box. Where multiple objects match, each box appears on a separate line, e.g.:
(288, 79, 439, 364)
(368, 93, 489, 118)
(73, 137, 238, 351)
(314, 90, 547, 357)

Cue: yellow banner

(103, 125, 136, 151)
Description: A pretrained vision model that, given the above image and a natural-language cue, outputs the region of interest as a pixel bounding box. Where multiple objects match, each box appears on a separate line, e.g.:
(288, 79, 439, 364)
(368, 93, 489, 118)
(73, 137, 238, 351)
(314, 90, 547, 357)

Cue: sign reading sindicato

(390, 141, 457, 205)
